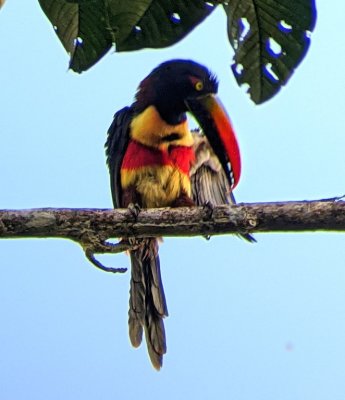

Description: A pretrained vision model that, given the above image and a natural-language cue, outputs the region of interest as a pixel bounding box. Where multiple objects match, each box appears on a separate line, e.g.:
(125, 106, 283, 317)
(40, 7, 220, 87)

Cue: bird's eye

(195, 81, 204, 91)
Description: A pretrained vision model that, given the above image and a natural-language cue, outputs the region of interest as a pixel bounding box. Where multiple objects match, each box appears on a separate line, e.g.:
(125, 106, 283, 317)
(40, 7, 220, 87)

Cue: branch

(0, 199, 344, 271)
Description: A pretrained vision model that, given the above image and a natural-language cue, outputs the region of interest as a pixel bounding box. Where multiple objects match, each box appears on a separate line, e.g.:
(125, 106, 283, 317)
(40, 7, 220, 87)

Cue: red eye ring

(189, 76, 204, 91)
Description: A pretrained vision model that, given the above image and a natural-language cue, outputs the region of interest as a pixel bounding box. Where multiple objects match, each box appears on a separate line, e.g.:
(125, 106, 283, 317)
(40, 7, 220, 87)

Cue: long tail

(128, 238, 168, 370)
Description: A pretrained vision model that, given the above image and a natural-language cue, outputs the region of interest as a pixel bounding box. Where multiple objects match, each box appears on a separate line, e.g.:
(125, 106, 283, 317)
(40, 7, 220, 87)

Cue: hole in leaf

(233, 39, 238, 50)
(73, 36, 84, 46)
(205, 1, 215, 9)
(170, 13, 181, 24)
(278, 20, 292, 33)
(238, 17, 251, 41)
(241, 83, 250, 94)
(264, 63, 279, 82)
(234, 63, 244, 76)
(266, 37, 282, 58)
(53, 25, 58, 32)
(305, 30, 312, 39)
(134, 25, 142, 33)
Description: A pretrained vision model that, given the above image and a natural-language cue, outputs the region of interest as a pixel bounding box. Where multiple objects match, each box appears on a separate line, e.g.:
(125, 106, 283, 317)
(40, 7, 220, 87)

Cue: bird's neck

(130, 106, 194, 150)
(134, 95, 186, 125)
(154, 102, 187, 125)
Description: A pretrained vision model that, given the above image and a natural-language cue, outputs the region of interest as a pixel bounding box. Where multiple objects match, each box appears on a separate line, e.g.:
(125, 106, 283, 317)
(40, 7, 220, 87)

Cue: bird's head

(134, 59, 242, 189)
(134, 59, 218, 124)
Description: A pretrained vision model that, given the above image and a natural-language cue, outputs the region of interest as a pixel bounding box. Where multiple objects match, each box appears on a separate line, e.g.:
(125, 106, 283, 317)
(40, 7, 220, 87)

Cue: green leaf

(38, 0, 114, 72)
(116, 0, 215, 51)
(224, 0, 317, 104)
(38, 0, 317, 103)
(38, 0, 215, 73)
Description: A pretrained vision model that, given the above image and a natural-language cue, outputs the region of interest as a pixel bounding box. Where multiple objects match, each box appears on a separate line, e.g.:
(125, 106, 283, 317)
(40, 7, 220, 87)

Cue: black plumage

(105, 59, 254, 369)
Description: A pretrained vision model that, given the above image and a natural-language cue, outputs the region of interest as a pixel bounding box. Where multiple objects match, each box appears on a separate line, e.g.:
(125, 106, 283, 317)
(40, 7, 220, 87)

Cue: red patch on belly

(169, 146, 195, 175)
(121, 140, 195, 174)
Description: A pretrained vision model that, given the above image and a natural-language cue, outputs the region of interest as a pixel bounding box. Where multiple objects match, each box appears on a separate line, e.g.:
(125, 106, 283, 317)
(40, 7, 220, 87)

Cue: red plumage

(121, 139, 194, 175)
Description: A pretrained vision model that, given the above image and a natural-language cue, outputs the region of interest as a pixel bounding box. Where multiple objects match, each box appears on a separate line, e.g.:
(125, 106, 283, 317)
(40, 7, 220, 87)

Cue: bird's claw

(202, 201, 214, 218)
(127, 203, 141, 220)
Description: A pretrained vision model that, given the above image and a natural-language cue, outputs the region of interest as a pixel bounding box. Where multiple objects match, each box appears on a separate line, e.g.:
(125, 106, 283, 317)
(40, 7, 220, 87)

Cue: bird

(105, 59, 254, 370)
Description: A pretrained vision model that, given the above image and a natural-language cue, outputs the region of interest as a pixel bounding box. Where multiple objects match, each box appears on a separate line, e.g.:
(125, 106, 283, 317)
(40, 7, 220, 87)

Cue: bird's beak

(185, 94, 241, 189)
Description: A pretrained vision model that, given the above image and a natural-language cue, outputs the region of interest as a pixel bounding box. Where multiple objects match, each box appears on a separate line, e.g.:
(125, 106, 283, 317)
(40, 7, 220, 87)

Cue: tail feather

(144, 309, 166, 370)
(128, 238, 168, 369)
(128, 241, 146, 348)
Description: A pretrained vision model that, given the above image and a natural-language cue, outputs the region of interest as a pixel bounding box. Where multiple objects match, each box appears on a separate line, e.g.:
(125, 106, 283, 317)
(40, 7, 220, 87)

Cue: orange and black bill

(185, 94, 241, 189)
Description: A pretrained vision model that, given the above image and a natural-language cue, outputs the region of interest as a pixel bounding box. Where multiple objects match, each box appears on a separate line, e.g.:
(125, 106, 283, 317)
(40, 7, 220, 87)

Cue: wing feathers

(105, 107, 133, 208)
(191, 130, 255, 242)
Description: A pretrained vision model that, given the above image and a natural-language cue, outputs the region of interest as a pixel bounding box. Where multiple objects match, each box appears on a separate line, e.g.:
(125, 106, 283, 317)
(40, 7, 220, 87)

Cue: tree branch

(0, 199, 344, 270)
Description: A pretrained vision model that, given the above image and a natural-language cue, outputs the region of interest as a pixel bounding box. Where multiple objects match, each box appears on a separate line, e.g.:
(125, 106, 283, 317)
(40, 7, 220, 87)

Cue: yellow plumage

(121, 105, 194, 208)
(121, 165, 191, 208)
(130, 106, 194, 149)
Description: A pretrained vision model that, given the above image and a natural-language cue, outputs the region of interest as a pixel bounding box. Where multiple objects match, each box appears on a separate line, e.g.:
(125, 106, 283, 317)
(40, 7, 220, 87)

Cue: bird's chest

(121, 140, 194, 207)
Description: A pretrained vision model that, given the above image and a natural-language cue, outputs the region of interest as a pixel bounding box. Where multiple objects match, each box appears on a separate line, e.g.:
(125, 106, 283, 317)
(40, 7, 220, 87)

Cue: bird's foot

(202, 201, 214, 217)
(170, 192, 195, 208)
(201, 201, 215, 241)
(127, 202, 141, 220)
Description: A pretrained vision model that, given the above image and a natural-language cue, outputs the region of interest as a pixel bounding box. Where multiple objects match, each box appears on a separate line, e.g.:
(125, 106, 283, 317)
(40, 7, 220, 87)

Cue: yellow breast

(121, 165, 191, 208)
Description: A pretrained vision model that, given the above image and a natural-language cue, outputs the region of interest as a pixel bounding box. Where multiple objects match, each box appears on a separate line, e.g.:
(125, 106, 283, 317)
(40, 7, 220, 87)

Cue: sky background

(1, 1, 345, 399)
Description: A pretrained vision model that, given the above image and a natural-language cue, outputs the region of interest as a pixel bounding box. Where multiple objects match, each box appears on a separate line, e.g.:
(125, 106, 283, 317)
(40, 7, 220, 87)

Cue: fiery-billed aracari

(105, 59, 254, 370)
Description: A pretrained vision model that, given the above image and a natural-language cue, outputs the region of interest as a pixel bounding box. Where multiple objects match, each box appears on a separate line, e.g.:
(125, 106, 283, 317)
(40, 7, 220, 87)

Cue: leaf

(116, 0, 215, 51)
(38, 0, 317, 103)
(38, 0, 216, 73)
(38, 0, 114, 72)
(224, 0, 317, 104)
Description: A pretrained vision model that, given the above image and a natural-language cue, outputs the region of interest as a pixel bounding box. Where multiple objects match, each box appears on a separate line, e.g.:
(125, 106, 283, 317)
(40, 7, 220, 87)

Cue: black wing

(190, 130, 255, 242)
(105, 106, 133, 208)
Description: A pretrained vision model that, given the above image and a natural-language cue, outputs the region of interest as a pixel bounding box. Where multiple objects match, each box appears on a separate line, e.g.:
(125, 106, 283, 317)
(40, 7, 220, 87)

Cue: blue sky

(1, 2, 345, 399)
